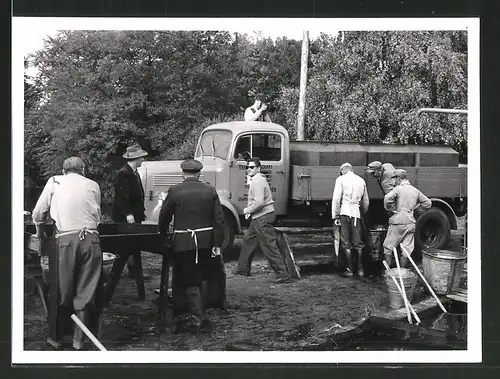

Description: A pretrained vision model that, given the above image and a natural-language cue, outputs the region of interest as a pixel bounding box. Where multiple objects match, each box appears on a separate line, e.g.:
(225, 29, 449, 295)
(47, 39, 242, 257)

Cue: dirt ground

(23, 219, 465, 351)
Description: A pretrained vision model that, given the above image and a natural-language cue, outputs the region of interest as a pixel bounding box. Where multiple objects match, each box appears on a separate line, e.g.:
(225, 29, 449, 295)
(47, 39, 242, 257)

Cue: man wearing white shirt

(244, 99, 272, 122)
(331, 163, 370, 277)
(32, 157, 103, 350)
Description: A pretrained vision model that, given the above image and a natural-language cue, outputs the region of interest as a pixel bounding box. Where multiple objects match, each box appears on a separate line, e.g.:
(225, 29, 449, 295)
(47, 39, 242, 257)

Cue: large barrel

(422, 249, 466, 294)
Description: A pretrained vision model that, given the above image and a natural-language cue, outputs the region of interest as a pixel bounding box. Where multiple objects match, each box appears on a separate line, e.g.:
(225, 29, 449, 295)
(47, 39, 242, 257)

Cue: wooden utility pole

(297, 31, 309, 141)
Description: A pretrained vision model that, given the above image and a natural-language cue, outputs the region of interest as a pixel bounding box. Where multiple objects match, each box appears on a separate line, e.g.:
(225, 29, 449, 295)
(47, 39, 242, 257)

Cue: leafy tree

(24, 29, 467, 213)
(275, 30, 467, 161)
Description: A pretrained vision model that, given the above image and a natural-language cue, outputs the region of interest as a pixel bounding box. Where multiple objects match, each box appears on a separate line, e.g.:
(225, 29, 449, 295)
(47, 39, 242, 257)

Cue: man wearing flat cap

(103, 144, 149, 305)
(383, 168, 431, 268)
(366, 161, 397, 195)
(332, 163, 370, 277)
(158, 159, 226, 334)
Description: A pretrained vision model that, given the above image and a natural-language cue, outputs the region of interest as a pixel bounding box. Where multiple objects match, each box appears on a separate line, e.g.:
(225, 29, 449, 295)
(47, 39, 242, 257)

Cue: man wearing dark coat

(103, 144, 148, 305)
(158, 159, 226, 333)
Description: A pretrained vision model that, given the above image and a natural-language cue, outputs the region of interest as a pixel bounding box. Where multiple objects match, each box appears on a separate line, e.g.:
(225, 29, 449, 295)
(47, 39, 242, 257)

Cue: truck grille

(153, 174, 205, 187)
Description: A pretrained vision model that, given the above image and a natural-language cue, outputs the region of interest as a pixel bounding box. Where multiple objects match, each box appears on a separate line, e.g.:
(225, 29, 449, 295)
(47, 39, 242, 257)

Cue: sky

(20, 18, 327, 57)
(20, 18, 327, 77)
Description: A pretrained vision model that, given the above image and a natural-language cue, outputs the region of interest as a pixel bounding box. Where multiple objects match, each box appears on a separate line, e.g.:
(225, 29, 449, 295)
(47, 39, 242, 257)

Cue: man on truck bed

(331, 163, 370, 278)
(234, 158, 292, 283)
(383, 169, 432, 268)
(366, 161, 397, 195)
(244, 99, 272, 122)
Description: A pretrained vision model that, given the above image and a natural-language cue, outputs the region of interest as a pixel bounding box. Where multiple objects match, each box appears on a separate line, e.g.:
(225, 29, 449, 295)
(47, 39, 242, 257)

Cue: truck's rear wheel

(415, 207, 451, 251)
(221, 210, 236, 254)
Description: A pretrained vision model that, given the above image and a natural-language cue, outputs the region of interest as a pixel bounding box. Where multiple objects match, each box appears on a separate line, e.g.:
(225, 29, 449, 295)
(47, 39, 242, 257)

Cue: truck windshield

(195, 130, 232, 160)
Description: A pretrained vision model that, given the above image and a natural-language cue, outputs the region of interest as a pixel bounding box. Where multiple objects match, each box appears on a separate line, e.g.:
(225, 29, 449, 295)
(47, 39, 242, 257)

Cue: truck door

(230, 132, 287, 215)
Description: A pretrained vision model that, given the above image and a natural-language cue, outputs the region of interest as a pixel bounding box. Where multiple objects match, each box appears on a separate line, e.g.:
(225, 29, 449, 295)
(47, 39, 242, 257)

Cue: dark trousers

(102, 249, 145, 305)
(339, 215, 365, 251)
(237, 212, 289, 279)
(172, 249, 211, 288)
(171, 248, 212, 319)
(57, 233, 102, 311)
(47, 233, 103, 345)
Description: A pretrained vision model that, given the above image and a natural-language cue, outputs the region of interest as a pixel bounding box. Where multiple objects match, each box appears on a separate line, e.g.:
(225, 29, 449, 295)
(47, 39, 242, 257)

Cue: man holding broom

(383, 169, 432, 268)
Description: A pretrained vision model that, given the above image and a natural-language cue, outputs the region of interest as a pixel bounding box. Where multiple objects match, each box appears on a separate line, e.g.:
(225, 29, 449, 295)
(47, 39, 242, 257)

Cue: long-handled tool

(393, 247, 412, 324)
(400, 247, 447, 313)
(333, 219, 341, 265)
(71, 314, 107, 351)
(383, 260, 421, 324)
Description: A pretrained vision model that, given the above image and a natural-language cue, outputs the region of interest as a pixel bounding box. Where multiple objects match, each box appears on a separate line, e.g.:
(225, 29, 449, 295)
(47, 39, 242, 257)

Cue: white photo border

(12, 16, 480, 364)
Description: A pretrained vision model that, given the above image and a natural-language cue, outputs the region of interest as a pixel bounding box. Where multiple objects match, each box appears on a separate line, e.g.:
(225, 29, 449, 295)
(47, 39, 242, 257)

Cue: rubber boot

(400, 254, 410, 269)
(89, 308, 103, 340)
(73, 310, 90, 350)
(356, 249, 365, 278)
(185, 286, 203, 334)
(342, 249, 354, 277)
(200, 280, 211, 329)
(47, 306, 69, 350)
(384, 253, 394, 268)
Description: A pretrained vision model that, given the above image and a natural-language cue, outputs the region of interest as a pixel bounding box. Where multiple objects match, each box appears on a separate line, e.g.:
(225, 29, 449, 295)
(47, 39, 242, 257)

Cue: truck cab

(139, 121, 290, 250)
(140, 120, 467, 253)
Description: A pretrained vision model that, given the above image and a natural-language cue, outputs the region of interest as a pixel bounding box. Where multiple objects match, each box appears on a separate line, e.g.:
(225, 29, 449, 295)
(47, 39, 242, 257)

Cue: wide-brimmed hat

(123, 144, 148, 160)
(366, 160, 382, 173)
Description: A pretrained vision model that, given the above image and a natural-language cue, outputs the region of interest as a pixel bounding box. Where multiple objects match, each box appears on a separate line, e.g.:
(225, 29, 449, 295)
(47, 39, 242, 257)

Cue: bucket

(384, 268, 418, 309)
(422, 249, 466, 294)
(102, 252, 116, 282)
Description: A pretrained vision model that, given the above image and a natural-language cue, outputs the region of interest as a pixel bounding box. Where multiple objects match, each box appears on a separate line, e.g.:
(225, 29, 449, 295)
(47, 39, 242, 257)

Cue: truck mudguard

(428, 198, 458, 230)
(218, 197, 242, 234)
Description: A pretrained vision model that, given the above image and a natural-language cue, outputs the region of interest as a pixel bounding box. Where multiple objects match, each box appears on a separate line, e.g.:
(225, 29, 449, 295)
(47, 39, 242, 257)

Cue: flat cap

(366, 160, 382, 173)
(393, 169, 407, 178)
(340, 162, 352, 171)
(181, 159, 203, 172)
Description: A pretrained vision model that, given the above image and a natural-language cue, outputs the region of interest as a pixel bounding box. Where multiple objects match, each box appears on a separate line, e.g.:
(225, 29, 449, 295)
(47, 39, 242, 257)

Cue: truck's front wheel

(221, 210, 236, 254)
(415, 207, 451, 251)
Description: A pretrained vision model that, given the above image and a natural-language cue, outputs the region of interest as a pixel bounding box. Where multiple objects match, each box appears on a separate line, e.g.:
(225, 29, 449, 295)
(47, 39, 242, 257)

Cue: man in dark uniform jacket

(158, 159, 226, 333)
(103, 144, 148, 305)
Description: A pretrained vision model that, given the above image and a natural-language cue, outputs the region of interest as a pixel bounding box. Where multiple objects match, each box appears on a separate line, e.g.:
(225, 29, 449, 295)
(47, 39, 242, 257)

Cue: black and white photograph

(12, 17, 480, 364)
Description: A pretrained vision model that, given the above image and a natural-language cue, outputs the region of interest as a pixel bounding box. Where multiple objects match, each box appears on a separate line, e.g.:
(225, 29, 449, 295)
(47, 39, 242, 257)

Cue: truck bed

(291, 165, 467, 201)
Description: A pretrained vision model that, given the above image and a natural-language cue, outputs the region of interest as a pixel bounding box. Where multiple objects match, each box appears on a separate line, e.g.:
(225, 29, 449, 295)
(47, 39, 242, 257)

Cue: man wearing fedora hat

(103, 144, 149, 305)
(158, 159, 226, 334)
